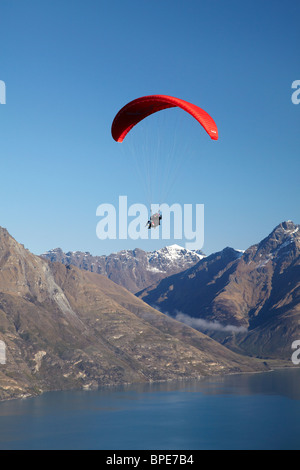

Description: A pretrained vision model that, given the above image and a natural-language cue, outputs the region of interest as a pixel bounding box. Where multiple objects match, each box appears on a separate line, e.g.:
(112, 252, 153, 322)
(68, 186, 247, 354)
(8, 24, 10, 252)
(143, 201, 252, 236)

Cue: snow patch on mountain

(146, 245, 205, 273)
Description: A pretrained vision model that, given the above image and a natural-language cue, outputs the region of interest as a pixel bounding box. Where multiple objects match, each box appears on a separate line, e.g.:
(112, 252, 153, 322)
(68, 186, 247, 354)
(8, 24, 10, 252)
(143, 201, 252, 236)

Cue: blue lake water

(0, 368, 299, 450)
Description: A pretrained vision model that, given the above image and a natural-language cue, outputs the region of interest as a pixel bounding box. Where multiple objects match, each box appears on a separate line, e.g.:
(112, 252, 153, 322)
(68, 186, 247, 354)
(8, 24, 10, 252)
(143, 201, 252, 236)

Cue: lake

(0, 368, 299, 450)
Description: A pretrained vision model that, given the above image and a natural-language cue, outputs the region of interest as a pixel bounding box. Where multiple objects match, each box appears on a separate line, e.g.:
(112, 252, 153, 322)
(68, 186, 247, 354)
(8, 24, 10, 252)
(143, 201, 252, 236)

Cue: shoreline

(0, 359, 295, 404)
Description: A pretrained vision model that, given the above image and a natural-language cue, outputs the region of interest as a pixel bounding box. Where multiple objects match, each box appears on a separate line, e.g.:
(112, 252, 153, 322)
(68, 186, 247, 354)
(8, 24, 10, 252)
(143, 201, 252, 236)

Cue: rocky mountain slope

(41, 245, 204, 293)
(137, 222, 300, 360)
(0, 228, 268, 401)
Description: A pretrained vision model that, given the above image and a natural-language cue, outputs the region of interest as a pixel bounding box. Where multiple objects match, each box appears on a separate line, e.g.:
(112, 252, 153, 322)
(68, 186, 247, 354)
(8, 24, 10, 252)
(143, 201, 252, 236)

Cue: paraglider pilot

(146, 210, 162, 229)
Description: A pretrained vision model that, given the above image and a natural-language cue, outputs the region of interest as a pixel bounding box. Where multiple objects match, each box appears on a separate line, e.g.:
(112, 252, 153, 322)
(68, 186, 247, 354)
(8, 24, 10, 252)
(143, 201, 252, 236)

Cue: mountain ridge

(137, 221, 300, 359)
(41, 244, 205, 294)
(0, 227, 269, 401)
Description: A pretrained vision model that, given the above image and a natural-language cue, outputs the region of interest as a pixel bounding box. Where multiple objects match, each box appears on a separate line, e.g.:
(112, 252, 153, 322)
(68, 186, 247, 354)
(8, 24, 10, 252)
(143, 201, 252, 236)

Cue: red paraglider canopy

(111, 95, 218, 142)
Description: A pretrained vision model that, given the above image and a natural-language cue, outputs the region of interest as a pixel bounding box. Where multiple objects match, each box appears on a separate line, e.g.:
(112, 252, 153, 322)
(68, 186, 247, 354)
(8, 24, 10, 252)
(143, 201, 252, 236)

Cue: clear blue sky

(0, 0, 299, 256)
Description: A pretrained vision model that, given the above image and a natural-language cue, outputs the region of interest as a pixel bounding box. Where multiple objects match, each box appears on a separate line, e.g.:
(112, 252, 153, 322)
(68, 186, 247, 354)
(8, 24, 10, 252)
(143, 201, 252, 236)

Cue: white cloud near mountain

(174, 311, 248, 334)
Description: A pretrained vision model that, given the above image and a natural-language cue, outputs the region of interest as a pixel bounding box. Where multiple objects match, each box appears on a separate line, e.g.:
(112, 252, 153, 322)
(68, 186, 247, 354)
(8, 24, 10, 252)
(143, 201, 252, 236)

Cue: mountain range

(43, 221, 299, 361)
(41, 245, 205, 293)
(137, 221, 300, 360)
(0, 227, 268, 401)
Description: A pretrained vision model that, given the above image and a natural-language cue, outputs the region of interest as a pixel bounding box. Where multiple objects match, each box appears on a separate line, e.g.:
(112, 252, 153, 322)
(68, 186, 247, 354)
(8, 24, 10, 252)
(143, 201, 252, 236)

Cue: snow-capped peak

(167, 244, 185, 250)
(146, 244, 205, 274)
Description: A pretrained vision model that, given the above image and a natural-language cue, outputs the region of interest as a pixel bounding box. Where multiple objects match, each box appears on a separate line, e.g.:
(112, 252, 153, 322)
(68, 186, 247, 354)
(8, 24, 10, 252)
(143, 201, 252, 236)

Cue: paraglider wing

(111, 95, 218, 142)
